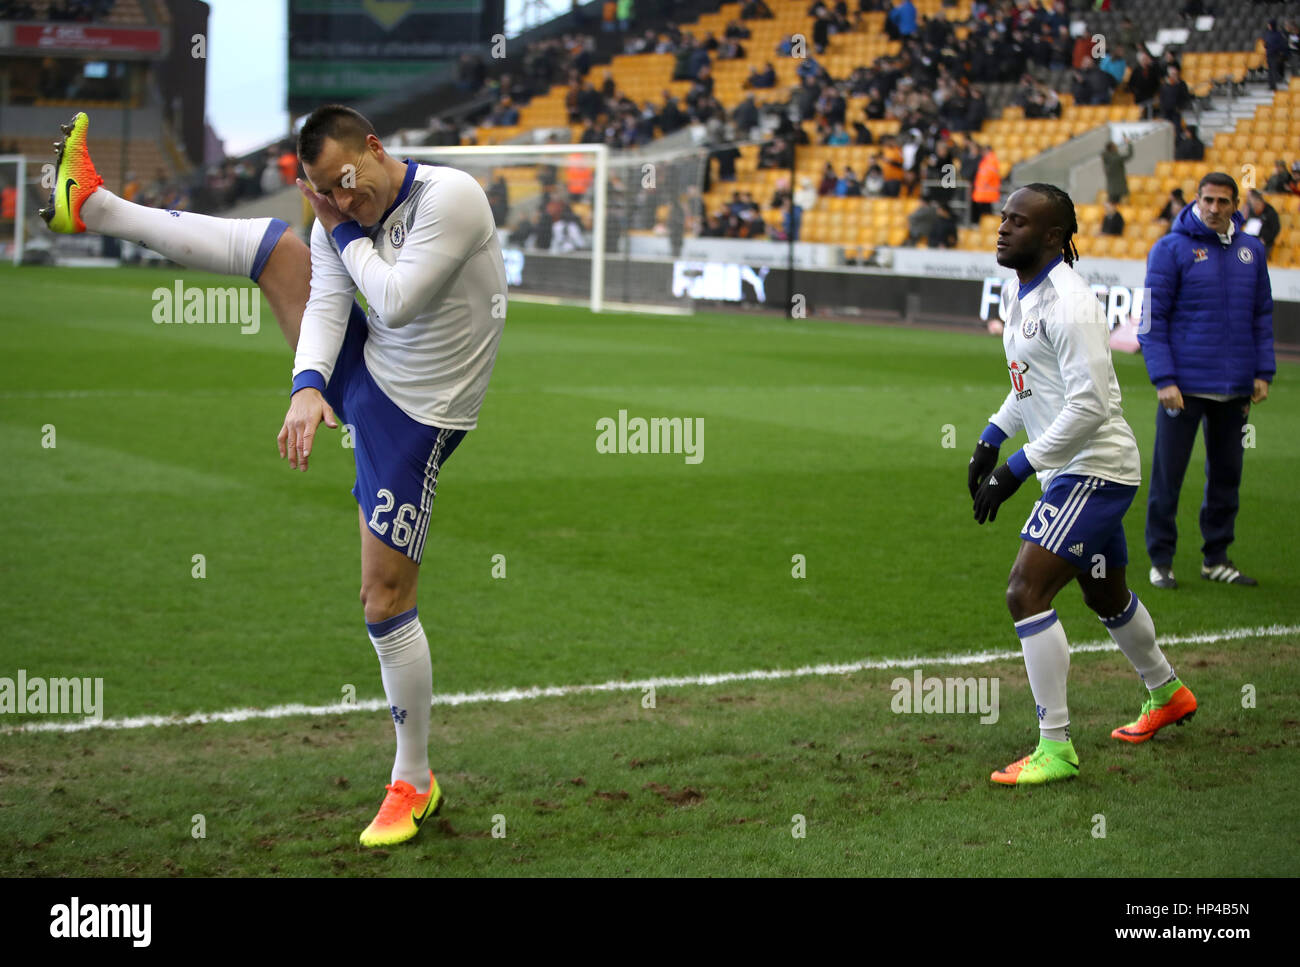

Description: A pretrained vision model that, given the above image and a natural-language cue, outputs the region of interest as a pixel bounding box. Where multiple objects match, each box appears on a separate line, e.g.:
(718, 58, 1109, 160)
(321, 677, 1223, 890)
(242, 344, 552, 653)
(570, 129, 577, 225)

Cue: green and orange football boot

(1111, 679, 1197, 743)
(358, 770, 442, 847)
(991, 737, 1079, 786)
(39, 112, 104, 234)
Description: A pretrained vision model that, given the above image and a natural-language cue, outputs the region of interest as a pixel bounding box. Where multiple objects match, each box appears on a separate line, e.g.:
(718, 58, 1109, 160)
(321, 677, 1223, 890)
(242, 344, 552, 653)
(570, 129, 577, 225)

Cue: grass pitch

(1, 264, 1297, 876)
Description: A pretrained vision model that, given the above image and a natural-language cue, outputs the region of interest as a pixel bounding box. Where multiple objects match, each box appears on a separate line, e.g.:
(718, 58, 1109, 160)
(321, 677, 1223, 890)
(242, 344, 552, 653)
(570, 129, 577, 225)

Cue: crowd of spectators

(446, 0, 1299, 254)
(1, 0, 115, 19)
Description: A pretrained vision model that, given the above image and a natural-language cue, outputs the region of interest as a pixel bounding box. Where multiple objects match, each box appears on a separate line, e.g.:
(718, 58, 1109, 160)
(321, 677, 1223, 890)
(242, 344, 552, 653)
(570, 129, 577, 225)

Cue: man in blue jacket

(1140, 172, 1275, 589)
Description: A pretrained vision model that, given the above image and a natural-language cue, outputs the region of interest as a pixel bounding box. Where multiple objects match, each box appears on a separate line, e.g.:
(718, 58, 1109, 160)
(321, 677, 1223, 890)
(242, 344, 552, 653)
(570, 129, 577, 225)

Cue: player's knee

(359, 572, 407, 622)
(1005, 575, 1044, 621)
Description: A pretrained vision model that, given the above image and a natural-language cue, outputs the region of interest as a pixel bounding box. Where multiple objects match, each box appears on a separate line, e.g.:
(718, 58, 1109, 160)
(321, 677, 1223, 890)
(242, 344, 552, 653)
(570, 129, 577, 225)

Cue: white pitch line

(5, 623, 1297, 735)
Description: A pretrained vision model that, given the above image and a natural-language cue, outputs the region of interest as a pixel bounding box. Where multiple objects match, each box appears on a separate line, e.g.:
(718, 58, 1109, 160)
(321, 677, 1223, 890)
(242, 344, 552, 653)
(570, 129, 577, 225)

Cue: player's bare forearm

(277, 387, 338, 472)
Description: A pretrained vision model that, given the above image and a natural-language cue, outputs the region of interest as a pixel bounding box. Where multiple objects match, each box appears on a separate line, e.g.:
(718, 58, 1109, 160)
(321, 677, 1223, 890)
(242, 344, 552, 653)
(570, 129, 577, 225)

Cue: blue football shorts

(321, 303, 466, 564)
(1019, 473, 1138, 572)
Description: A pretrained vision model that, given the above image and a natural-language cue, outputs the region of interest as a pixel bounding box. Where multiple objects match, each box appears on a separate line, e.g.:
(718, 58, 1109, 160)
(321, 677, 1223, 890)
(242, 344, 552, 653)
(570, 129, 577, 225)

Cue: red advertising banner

(11, 23, 164, 55)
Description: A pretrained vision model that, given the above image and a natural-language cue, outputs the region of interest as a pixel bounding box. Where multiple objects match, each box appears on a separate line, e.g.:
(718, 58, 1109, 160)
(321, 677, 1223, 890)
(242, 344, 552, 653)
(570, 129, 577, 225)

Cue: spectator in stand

(617, 0, 634, 33)
(795, 175, 818, 212)
(1049, 25, 1074, 75)
(1100, 45, 1128, 88)
(886, 0, 917, 39)
(772, 197, 801, 241)
(733, 93, 760, 135)
(1242, 189, 1280, 257)
(927, 201, 958, 248)
(758, 136, 792, 169)
(486, 174, 509, 227)
(1128, 49, 1162, 114)
(835, 165, 862, 196)
(260, 152, 282, 195)
(905, 198, 937, 244)
(725, 19, 751, 39)
(1072, 29, 1095, 70)
(1118, 17, 1143, 64)
(455, 52, 486, 91)
(741, 0, 774, 19)
(1158, 65, 1191, 132)
(1101, 200, 1125, 235)
(825, 122, 851, 145)
(862, 163, 885, 196)
(277, 146, 298, 186)
(711, 140, 740, 182)
(1073, 58, 1115, 105)
(970, 142, 1000, 221)
(813, 7, 832, 54)
(1102, 137, 1134, 203)
(745, 62, 777, 88)
(1156, 187, 1186, 232)
(1264, 159, 1294, 193)
(1264, 19, 1288, 91)
(1174, 122, 1205, 161)
(770, 176, 792, 209)
(718, 35, 746, 60)
(1, 177, 15, 223)
(489, 97, 519, 126)
(850, 111, 875, 145)
(817, 161, 839, 194)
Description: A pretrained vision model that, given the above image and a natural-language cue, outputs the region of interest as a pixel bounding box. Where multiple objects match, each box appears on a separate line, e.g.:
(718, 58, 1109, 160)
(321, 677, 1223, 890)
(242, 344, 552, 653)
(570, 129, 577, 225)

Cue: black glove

(968, 438, 999, 499)
(973, 462, 1025, 524)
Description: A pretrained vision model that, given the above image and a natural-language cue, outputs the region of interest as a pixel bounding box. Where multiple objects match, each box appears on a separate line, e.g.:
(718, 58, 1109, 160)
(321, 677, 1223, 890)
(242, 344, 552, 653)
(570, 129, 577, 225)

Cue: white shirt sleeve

(1023, 290, 1112, 471)
(988, 389, 1024, 440)
(333, 169, 495, 330)
(292, 218, 358, 385)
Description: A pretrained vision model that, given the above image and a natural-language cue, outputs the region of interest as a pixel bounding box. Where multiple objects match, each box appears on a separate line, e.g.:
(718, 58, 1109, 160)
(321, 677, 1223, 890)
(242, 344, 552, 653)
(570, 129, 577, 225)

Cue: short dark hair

(298, 104, 376, 165)
(1023, 182, 1080, 266)
(1197, 171, 1238, 201)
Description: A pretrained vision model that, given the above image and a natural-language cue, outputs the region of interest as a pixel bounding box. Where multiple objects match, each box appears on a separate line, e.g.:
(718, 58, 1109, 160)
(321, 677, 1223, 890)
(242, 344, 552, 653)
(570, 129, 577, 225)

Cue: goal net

(0, 155, 32, 267)
(397, 141, 711, 313)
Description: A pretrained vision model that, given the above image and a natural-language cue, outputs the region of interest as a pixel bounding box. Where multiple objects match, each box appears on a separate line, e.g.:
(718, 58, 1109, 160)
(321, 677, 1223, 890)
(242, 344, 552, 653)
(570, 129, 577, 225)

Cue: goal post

(398, 142, 608, 313)
(396, 140, 711, 314)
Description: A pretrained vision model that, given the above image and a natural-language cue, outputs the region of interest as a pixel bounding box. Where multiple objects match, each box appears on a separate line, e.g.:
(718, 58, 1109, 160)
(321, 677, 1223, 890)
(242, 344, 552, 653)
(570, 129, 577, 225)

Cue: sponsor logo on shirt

(1192, 247, 1208, 262)
(1008, 360, 1032, 400)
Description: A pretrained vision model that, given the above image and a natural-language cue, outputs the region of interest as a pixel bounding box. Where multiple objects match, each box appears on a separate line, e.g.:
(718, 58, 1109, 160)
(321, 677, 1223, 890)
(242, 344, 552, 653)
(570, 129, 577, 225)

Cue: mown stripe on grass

(6, 623, 1295, 736)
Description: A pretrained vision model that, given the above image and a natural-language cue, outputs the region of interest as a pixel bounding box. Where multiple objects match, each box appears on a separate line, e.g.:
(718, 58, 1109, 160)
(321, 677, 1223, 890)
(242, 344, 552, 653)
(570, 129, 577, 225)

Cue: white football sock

(367, 608, 432, 792)
(80, 189, 287, 280)
(1101, 591, 1175, 688)
(1015, 609, 1071, 741)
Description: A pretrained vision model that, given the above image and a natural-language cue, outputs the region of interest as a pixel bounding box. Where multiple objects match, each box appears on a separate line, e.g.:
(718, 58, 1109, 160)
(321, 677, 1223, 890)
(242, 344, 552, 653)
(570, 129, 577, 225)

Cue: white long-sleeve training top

(293, 161, 507, 430)
(989, 258, 1142, 489)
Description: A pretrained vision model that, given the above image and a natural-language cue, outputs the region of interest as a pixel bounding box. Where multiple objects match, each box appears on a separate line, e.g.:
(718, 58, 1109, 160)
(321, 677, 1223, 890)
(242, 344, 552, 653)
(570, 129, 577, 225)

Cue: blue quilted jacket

(1140, 204, 1275, 396)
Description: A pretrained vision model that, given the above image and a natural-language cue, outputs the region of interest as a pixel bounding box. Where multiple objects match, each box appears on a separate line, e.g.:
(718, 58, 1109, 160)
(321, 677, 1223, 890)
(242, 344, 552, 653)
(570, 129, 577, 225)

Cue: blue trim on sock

(980, 423, 1008, 447)
(1007, 447, 1034, 481)
(249, 218, 289, 282)
(1015, 609, 1059, 639)
(291, 370, 327, 397)
(331, 220, 366, 251)
(1100, 591, 1139, 629)
(367, 606, 419, 639)
(1017, 255, 1062, 297)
